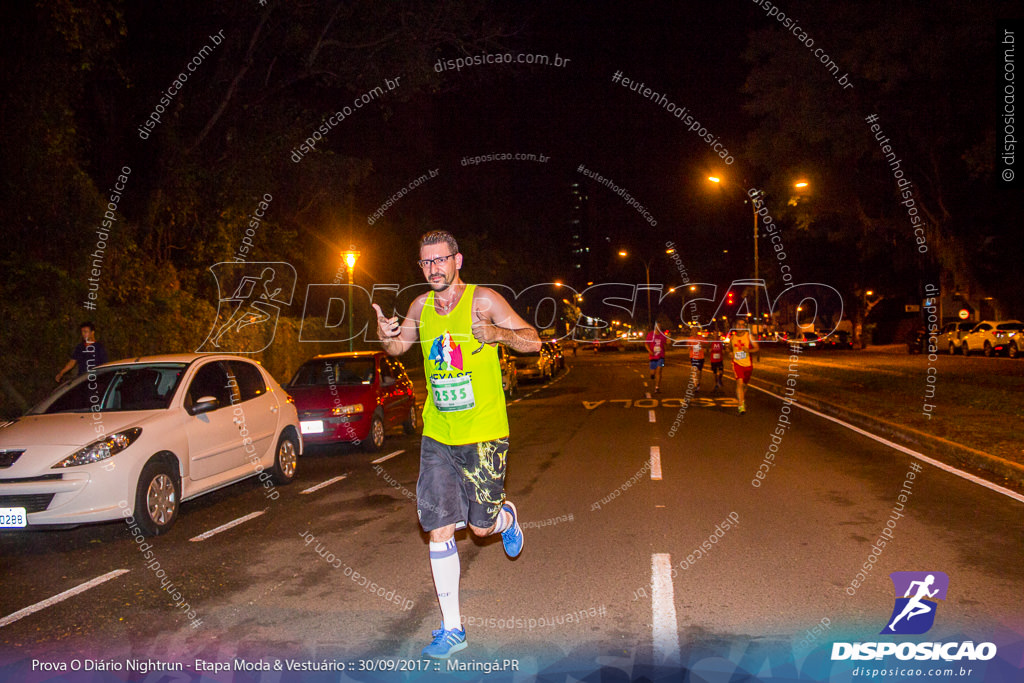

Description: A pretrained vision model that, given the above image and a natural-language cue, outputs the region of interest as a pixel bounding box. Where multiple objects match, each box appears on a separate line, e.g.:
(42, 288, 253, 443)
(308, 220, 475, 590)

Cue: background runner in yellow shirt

(729, 317, 759, 414)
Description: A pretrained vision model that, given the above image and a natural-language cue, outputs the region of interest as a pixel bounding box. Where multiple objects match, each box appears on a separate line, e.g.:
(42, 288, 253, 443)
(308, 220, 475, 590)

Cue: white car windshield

(33, 364, 188, 414)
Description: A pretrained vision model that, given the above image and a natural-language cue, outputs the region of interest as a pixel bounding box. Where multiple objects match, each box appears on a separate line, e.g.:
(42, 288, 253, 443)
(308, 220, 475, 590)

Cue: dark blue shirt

(72, 341, 109, 375)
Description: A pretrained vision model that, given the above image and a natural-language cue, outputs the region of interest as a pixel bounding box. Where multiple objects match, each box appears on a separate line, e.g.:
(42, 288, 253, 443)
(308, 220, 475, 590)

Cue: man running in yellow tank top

(729, 317, 759, 415)
(372, 230, 541, 659)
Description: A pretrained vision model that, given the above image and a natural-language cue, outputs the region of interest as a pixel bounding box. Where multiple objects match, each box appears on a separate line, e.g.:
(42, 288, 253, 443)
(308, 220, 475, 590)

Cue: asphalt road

(1, 351, 1022, 680)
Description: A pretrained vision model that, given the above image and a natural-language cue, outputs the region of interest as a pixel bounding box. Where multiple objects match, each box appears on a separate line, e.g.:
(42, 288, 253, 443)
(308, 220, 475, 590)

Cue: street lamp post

(342, 247, 360, 351)
(618, 250, 655, 330)
(708, 176, 761, 329)
(708, 176, 809, 334)
(618, 248, 678, 330)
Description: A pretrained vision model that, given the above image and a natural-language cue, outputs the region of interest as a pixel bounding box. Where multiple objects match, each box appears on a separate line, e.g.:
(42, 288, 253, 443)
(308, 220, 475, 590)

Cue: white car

(0, 354, 301, 536)
(994, 321, 1024, 358)
(961, 320, 1023, 357)
(936, 321, 974, 355)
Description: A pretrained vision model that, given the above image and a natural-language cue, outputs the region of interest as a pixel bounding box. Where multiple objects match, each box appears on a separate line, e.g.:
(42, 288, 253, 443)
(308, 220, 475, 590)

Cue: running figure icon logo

(196, 261, 296, 353)
(881, 571, 949, 635)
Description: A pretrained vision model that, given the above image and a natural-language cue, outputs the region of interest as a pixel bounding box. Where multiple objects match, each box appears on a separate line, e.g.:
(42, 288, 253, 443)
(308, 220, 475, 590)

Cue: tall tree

(740, 0, 1016, 340)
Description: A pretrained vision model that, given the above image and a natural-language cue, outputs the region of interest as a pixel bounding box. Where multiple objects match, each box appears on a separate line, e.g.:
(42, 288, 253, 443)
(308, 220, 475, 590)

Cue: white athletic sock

(492, 507, 513, 535)
(429, 539, 461, 631)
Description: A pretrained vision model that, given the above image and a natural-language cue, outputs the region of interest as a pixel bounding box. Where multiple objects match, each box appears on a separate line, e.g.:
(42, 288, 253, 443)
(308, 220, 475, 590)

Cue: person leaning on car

(55, 321, 109, 382)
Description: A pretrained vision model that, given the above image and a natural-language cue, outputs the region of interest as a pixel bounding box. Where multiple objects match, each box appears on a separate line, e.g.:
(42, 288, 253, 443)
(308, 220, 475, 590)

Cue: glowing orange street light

(708, 175, 811, 331)
(341, 247, 361, 351)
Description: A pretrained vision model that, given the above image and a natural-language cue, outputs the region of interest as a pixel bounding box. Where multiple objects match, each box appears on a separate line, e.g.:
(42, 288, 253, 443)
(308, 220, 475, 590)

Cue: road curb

(750, 377, 1024, 488)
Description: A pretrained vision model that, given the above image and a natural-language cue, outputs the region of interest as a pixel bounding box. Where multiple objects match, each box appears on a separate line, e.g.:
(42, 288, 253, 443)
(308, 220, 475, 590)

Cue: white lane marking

(371, 449, 405, 464)
(747, 383, 1024, 505)
(301, 474, 348, 494)
(549, 367, 571, 384)
(190, 510, 265, 542)
(649, 410, 656, 423)
(650, 446, 662, 480)
(0, 569, 130, 629)
(651, 553, 680, 664)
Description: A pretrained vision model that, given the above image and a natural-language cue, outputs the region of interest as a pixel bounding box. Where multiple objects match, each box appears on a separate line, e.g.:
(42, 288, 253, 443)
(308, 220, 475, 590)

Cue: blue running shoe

(501, 501, 523, 558)
(421, 626, 467, 659)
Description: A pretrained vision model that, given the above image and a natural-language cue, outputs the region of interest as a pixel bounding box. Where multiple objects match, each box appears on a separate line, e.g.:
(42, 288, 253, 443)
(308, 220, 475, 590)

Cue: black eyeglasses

(417, 253, 457, 269)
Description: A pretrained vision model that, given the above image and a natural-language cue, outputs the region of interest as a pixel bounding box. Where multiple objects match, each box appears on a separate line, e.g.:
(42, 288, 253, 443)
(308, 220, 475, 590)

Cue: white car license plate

(301, 420, 324, 434)
(0, 507, 27, 528)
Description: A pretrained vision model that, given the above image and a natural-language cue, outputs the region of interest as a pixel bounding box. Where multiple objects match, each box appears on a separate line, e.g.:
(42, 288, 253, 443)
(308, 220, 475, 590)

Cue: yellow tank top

(731, 332, 753, 367)
(420, 285, 508, 445)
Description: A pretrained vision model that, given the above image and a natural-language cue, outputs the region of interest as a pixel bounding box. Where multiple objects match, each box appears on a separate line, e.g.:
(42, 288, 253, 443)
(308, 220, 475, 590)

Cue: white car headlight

(331, 404, 364, 417)
(52, 428, 143, 468)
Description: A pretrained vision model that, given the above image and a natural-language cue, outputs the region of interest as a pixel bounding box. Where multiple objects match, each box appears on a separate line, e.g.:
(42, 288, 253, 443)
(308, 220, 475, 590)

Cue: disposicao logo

(831, 571, 997, 662)
(881, 571, 948, 635)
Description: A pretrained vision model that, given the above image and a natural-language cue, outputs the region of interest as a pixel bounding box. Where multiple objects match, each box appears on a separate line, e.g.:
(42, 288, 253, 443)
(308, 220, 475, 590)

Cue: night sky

(2, 1, 1020, 328)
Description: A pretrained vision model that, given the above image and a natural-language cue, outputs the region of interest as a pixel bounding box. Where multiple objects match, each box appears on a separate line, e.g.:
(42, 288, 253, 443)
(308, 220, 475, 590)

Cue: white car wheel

(135, 459, 180, 537)
(270, 432, 298, 484)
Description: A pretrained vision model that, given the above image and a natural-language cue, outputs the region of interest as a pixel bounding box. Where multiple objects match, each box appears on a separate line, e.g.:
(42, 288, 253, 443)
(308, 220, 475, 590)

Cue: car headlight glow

(53, 428, 142, 468)
(331, 404, 364, 417)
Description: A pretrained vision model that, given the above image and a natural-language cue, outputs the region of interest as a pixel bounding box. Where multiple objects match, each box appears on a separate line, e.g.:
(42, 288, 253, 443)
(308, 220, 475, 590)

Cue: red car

(286, 352, 418, 451)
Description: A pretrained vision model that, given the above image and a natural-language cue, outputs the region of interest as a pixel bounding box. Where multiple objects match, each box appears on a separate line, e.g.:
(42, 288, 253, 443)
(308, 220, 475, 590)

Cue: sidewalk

(748, 346, 1024, 491)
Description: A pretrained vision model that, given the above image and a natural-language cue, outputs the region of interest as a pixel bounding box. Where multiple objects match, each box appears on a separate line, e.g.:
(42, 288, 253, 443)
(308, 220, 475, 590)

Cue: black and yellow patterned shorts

(416, 435, 509, 532)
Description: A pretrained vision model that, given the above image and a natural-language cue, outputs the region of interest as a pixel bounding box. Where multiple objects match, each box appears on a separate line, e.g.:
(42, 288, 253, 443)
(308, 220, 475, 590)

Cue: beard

(428, 272, 453, 291)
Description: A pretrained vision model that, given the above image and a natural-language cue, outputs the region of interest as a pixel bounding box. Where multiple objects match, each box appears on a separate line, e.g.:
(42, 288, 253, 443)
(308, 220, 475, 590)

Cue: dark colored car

(907, 328, 927, 354)
(825, 330, 852, 349)
(286, 352, 417, 452)
(542, 341, 565, 371)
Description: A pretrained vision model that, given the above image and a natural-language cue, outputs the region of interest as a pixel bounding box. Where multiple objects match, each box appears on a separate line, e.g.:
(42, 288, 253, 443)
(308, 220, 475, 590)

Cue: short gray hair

(419, 230, 459, 255)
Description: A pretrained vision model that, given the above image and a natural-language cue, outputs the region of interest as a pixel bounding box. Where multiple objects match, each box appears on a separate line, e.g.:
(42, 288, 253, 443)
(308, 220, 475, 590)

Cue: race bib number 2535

(431, 375, 475, 412)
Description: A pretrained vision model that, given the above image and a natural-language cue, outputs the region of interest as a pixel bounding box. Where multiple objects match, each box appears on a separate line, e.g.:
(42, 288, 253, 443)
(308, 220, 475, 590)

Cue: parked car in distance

(542, 341, 565, 371)
(825, 330, 852, 349)
(994, 321, 1024, 358)
(796, 331, 825, 348)
(286, 352, 417, 452)
(511, 346, 555, 382)
(593, 337, 623, 352)
(961, 320, 1022, 357)
(496, 344, 518, 398)
(937, 321, 974, 355)
(0, 354, 301, 536)
(907, 328, 927, 354)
